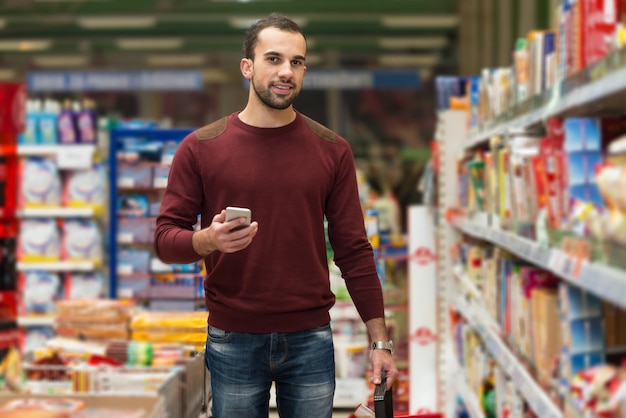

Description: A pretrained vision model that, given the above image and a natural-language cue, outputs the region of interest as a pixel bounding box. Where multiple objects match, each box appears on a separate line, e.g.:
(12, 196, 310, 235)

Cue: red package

(0, 82, 26, 146)
(583, 0, 618, 67)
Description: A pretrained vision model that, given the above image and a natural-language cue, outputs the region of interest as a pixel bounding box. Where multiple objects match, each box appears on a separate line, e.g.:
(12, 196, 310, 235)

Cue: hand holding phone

(225, 206, 251, 231)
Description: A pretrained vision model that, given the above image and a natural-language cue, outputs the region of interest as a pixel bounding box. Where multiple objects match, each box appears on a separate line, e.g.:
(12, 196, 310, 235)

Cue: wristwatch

(371, 340, 393, 354)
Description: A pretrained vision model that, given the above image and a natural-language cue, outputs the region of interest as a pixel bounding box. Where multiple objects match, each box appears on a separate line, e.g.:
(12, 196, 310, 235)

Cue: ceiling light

(203, 69, 233, 84)
(0, 40, 52, 51)
(147, 54, 206, 67)
(78, 16, 157, 29)
(32, 55, 89, 68)
(229, 16, 307, 29)
(379, 37, 448, 49)
(420, 68, 434, 80)
(116, 38, 183, 50)
(213, 0, 289, 2)
(378, 54, 440, 67)
(381, 15, 458, 28)
(35, 0, 110, 2)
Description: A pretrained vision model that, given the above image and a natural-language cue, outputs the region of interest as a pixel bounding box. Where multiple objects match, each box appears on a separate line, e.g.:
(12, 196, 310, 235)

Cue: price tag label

(118, 178, 135, 188)
(117, 232, 134, 244)
(548, 249, 565, 272)
(56, 145, 94, 169)
(153, 177, 168, 189)
(118, 265, 133, 275)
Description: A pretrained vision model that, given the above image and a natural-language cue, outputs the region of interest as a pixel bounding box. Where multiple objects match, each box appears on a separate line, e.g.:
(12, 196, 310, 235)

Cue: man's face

(248, 27, 307, 110)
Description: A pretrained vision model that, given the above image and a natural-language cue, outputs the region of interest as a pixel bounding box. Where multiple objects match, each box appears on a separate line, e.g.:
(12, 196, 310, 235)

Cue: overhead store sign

(303, 70, 421, 89)
(27, 70, 203, 92)
(241, 70, 421, 90)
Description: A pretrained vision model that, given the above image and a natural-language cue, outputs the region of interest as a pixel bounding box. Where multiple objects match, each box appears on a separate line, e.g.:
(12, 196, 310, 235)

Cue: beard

(251, 78, 300, 110)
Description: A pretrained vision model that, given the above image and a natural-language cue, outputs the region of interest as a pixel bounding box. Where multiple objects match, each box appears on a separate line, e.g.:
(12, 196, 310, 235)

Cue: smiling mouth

(272, 83, 293, 92)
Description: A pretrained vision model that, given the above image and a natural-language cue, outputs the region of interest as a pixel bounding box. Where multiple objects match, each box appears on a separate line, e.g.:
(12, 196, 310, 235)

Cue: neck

(239, 102, 296, 128)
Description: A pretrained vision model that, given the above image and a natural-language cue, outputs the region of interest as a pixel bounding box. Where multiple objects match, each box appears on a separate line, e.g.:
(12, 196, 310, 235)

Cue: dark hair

(243, 13, 306, 60)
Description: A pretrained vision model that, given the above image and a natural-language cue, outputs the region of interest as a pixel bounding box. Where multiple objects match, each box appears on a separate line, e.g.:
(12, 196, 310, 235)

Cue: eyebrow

(264, 51, 306, 62)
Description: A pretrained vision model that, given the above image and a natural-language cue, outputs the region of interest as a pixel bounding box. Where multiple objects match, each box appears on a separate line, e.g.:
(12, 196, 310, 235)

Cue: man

(154, 12, 398, 418)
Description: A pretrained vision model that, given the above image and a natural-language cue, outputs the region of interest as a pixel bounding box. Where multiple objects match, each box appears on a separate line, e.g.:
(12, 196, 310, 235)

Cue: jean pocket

(207, 325, 233, 343)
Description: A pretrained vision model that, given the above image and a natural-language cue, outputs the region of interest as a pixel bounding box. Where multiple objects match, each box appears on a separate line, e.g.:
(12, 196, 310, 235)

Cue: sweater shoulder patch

(302, 115, 338, 144)
(194, 117, 228, 141)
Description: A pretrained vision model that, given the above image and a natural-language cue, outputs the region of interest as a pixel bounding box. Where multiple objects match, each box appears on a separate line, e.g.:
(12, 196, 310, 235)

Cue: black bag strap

(374, 372, 393, 418)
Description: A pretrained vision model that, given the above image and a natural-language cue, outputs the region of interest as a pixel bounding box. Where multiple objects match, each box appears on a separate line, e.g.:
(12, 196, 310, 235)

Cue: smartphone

(225, 206, 251, 231)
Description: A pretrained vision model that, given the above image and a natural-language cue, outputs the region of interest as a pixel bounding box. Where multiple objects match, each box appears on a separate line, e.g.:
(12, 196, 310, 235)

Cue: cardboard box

(561, 316, 605, 352)
(603, 302, 626, 348)
(559, 283, 603, 320)
(530, 286, 561, 385)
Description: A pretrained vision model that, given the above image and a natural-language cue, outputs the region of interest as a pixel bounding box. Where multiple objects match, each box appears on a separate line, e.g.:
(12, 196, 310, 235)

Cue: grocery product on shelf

(432, 6, 626, 411)
(109, 126, 202, 312)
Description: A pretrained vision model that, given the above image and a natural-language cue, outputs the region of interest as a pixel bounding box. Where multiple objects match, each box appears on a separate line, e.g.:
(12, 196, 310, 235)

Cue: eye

(291, 60, 304, 66)
(268, 56, 280, 63)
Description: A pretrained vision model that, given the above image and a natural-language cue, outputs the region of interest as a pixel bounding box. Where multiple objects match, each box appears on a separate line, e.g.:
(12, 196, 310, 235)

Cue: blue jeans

(204, 323, 336, 418)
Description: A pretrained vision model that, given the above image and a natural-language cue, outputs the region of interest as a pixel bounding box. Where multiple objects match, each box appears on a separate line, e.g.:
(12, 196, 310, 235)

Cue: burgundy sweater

(154, 111, 384, 333)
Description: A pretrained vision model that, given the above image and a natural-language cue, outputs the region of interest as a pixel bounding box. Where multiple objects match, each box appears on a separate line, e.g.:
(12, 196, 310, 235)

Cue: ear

(240, 58, 253, 79)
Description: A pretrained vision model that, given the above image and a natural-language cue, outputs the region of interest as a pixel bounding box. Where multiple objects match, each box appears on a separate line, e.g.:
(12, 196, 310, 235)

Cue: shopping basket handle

(374, 372, 393, 418)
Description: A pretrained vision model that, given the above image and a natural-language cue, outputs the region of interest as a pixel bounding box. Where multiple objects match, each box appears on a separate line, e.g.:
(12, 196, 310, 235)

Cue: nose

(277, 62, 293, 79)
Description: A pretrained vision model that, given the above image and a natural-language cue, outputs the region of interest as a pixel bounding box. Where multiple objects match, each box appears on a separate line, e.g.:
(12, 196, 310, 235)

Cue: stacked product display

(15, 95, 107, 353)
(0, 98, 212, 416)
(433, 1, 626, 417)
(109, 124, 203, 311)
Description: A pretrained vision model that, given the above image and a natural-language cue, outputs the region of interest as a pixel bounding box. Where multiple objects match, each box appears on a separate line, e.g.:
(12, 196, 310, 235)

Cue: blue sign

(27, 70, 204, 92)
(303, 70, 421, 89)
(243, 70, 421, 90)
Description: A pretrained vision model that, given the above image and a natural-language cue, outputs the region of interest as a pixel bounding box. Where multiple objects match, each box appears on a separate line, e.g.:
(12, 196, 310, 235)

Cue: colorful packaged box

(62, 220, 102, 262)
(18, 219, 61, 262)
(18, 271, 61, 315)
(118, 165, 152, 189)
(19, 158, 62, 207)
(64, 165, 107, 209)
(561, 316, 605, 352)
(559, 283, 604, 320)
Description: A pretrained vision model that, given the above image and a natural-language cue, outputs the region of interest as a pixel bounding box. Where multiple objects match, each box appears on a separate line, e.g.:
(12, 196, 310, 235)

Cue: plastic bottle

(77, 98, 97, 144)
(57, 98, 78, 144)
(38, 99, 59, 144)
(19, 99, 39, 145)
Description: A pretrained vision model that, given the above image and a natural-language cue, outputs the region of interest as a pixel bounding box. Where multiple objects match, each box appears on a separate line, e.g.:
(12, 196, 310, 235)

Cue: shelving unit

(451, 215, 626, 310)
(15, 140, 108, 345)
(436, 47, 626, 418)
(17, 207, 97, 218)
(453, 268, 562, 418)
(107, 127, 194, 303)
(468, 47, 626, 148)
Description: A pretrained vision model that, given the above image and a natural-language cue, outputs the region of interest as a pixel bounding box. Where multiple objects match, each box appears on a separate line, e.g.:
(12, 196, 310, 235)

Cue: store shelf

(450, 216, 626, 311)
(17, 206, 96, 218)
(453, 293, 562, 418)
(467, 102, 547, 148)
(466, 47, 626, 148)
(17, 260, 97, 272)
(18, 315, 55, 327)
(453, 372, 484, 418)
(18, 144, 97, 169)
(109, 127, 194, 299)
